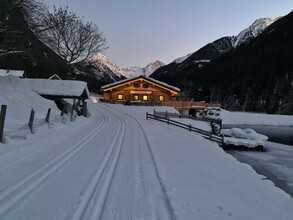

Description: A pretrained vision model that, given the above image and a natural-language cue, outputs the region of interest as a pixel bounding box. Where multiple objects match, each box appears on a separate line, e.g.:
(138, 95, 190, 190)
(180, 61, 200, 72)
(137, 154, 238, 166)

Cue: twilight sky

(45, 0, 293, 67)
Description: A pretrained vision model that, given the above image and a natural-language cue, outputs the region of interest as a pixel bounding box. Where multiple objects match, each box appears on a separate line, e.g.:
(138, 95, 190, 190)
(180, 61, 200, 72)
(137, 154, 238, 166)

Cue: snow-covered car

(221, 128, 268, 150)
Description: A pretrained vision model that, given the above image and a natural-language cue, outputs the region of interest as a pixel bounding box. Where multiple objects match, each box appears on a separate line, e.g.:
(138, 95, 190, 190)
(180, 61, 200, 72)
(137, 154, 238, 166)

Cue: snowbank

(0, 76, 61, 141)
(221, 109, 293, 126)
(221, 128, 268, 148)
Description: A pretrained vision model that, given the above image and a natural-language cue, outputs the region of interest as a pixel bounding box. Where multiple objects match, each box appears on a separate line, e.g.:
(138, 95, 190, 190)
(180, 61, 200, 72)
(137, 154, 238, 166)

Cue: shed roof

(101, 75, 180, 93)
(0, 69, 24, 77)
(26, 78, 90, 99)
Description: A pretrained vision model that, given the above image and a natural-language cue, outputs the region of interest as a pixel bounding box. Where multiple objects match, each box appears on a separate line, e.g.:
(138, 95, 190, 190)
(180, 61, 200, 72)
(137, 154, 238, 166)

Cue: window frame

(133, 83, 140, 88)
(143, 83, 149, 88)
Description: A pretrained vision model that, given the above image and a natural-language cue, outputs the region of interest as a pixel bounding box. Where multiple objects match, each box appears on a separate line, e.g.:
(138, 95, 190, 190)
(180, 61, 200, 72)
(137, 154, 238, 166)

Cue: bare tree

(40, 7, 107, 64)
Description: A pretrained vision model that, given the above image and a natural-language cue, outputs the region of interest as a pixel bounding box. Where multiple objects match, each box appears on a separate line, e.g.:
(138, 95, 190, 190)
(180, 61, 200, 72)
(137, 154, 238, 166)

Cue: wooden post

(0, 105, 7, 143)
(189, 124, 192, 132)
(146, 112, 148, 120)
(70, 98, 76, 122)
(45, 108, 51, 123)
(165, 110, 168, 119)
(153, 109, 156, 116)
(82, 100, 87, 117)
(28, 109, 35, 134)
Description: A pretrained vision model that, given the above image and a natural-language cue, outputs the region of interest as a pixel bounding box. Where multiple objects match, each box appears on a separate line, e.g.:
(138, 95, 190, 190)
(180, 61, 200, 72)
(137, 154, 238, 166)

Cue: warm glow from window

(143, 95, 148, 101)
(133, 95, 139, 100)
(117, 94, 123, 100)
(159, 95, 164, 101)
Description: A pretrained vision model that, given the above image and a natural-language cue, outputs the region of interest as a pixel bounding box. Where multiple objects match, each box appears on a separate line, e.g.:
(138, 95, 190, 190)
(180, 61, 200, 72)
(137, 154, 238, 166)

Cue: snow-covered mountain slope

(151, 17, 278, 78)
(233, 18, 279, 47)
(73, 59, 125, 83)
(89, 53, 165, 78)
(172, 53, 192, 64)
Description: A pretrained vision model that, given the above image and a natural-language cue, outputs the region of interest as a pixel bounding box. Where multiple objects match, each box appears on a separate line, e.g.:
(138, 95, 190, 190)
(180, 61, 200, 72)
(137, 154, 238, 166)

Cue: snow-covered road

(1, 102, 293, 220)
(0, 104, 172, 219)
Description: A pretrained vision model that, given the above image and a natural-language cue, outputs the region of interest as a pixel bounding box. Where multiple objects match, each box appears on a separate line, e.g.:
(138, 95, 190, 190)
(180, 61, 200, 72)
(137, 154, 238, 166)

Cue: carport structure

(27, 78, 90, 116)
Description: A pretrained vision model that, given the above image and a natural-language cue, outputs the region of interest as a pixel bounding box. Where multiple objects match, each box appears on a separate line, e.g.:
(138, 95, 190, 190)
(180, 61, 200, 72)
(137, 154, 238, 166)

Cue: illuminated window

(143, 84, 149, 88)
(143, 95, 148, 101)
(133, 95, 139, 100)
(159, 95, 165, 101)
(117, 94, 123, 100)
(134, 83, 140, 88)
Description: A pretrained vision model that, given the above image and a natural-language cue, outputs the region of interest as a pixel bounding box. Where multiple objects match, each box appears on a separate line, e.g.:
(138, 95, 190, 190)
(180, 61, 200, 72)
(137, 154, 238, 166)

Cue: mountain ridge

(89, 53, 165, 78)
(151, 17, 279, 78)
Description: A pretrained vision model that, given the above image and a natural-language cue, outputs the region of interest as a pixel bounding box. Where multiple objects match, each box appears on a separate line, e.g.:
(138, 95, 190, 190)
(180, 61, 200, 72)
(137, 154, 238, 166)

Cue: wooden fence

(161, 101, 221, 110)
(146, 112, 224, 146)
(0, 105, 53, 143)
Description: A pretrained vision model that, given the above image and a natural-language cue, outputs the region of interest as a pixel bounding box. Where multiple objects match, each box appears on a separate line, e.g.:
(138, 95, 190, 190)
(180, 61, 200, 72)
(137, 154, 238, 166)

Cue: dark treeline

(154, 11, 293, 114)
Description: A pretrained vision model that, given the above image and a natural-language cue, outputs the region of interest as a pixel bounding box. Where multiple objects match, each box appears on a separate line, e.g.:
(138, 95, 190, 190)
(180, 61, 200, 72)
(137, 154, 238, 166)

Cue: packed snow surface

(221, 109, 293, 126)
(0, 99, 293, 219)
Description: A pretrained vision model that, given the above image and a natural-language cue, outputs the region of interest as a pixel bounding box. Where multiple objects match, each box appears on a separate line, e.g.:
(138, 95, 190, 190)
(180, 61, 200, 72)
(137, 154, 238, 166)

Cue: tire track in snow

(71, 116, 126, 220)
(0, 115, 108, 217)
(108, 105, 175, 219)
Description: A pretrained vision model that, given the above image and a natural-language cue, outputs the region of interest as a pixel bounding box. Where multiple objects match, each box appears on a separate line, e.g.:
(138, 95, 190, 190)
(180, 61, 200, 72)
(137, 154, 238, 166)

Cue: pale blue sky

(46, 0, 293, 67)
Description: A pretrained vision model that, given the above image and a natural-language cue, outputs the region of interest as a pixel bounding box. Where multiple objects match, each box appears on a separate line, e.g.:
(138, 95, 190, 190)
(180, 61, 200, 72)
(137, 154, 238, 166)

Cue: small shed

(101, 75, 180, 103)
(26, 78, 90, 116)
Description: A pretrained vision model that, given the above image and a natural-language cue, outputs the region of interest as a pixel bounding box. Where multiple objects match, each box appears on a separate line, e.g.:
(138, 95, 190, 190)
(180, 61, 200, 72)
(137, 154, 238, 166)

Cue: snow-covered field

(221, 109, 293, 126)
(1, 77, 293, 219)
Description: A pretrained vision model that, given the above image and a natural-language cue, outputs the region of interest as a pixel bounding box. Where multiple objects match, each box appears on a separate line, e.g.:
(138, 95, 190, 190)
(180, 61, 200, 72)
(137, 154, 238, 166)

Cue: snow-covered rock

(233, 17, 279, 47)
(172, 53, 192, 64)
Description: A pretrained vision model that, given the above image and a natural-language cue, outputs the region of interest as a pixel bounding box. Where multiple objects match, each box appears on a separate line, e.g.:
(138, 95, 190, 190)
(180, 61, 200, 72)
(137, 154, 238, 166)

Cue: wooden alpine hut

(101, 75, 180, 103)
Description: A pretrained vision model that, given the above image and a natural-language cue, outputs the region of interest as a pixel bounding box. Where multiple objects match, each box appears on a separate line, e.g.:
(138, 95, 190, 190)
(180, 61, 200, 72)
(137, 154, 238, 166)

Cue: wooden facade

(102, 76, 180, 103)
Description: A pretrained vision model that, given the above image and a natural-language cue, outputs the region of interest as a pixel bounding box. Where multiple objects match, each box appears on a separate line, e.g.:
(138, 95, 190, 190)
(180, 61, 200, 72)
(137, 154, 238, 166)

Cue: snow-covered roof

(26, 78, 90, 99)
(0, 69, 24, 77)
(48, 74, 62, 80)
(101, 75, 180, 92)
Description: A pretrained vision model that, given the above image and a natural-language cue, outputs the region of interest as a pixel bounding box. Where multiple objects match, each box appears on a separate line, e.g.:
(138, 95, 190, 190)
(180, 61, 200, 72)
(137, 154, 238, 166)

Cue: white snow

(233, 17, 279, 47)
(0, 69, 24, 77)
(221, 127, 269, 148)
(27, 78, 89, 98)
(172, 53, 192, 64)
(89, 53, 165, 78)
(101, 75, 180, 92)
(221, 109, 293, 126)
(1, 80, 293, 219)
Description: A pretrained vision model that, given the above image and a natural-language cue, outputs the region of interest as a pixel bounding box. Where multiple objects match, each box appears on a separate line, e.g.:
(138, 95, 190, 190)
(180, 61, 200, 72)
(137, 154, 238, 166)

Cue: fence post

(70, 98, 76, 122)
(168, 117, 170, 125)
(28, 109, 35, 134)
(189, 124, 192, 132)
(45, 108, 51, 123)
(165, 110, 168, 119)
(153, 109, 156, 117)
(0, 105, 7, 143)
(146, 112, 148, 120)
(82, 101, 87, 117)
